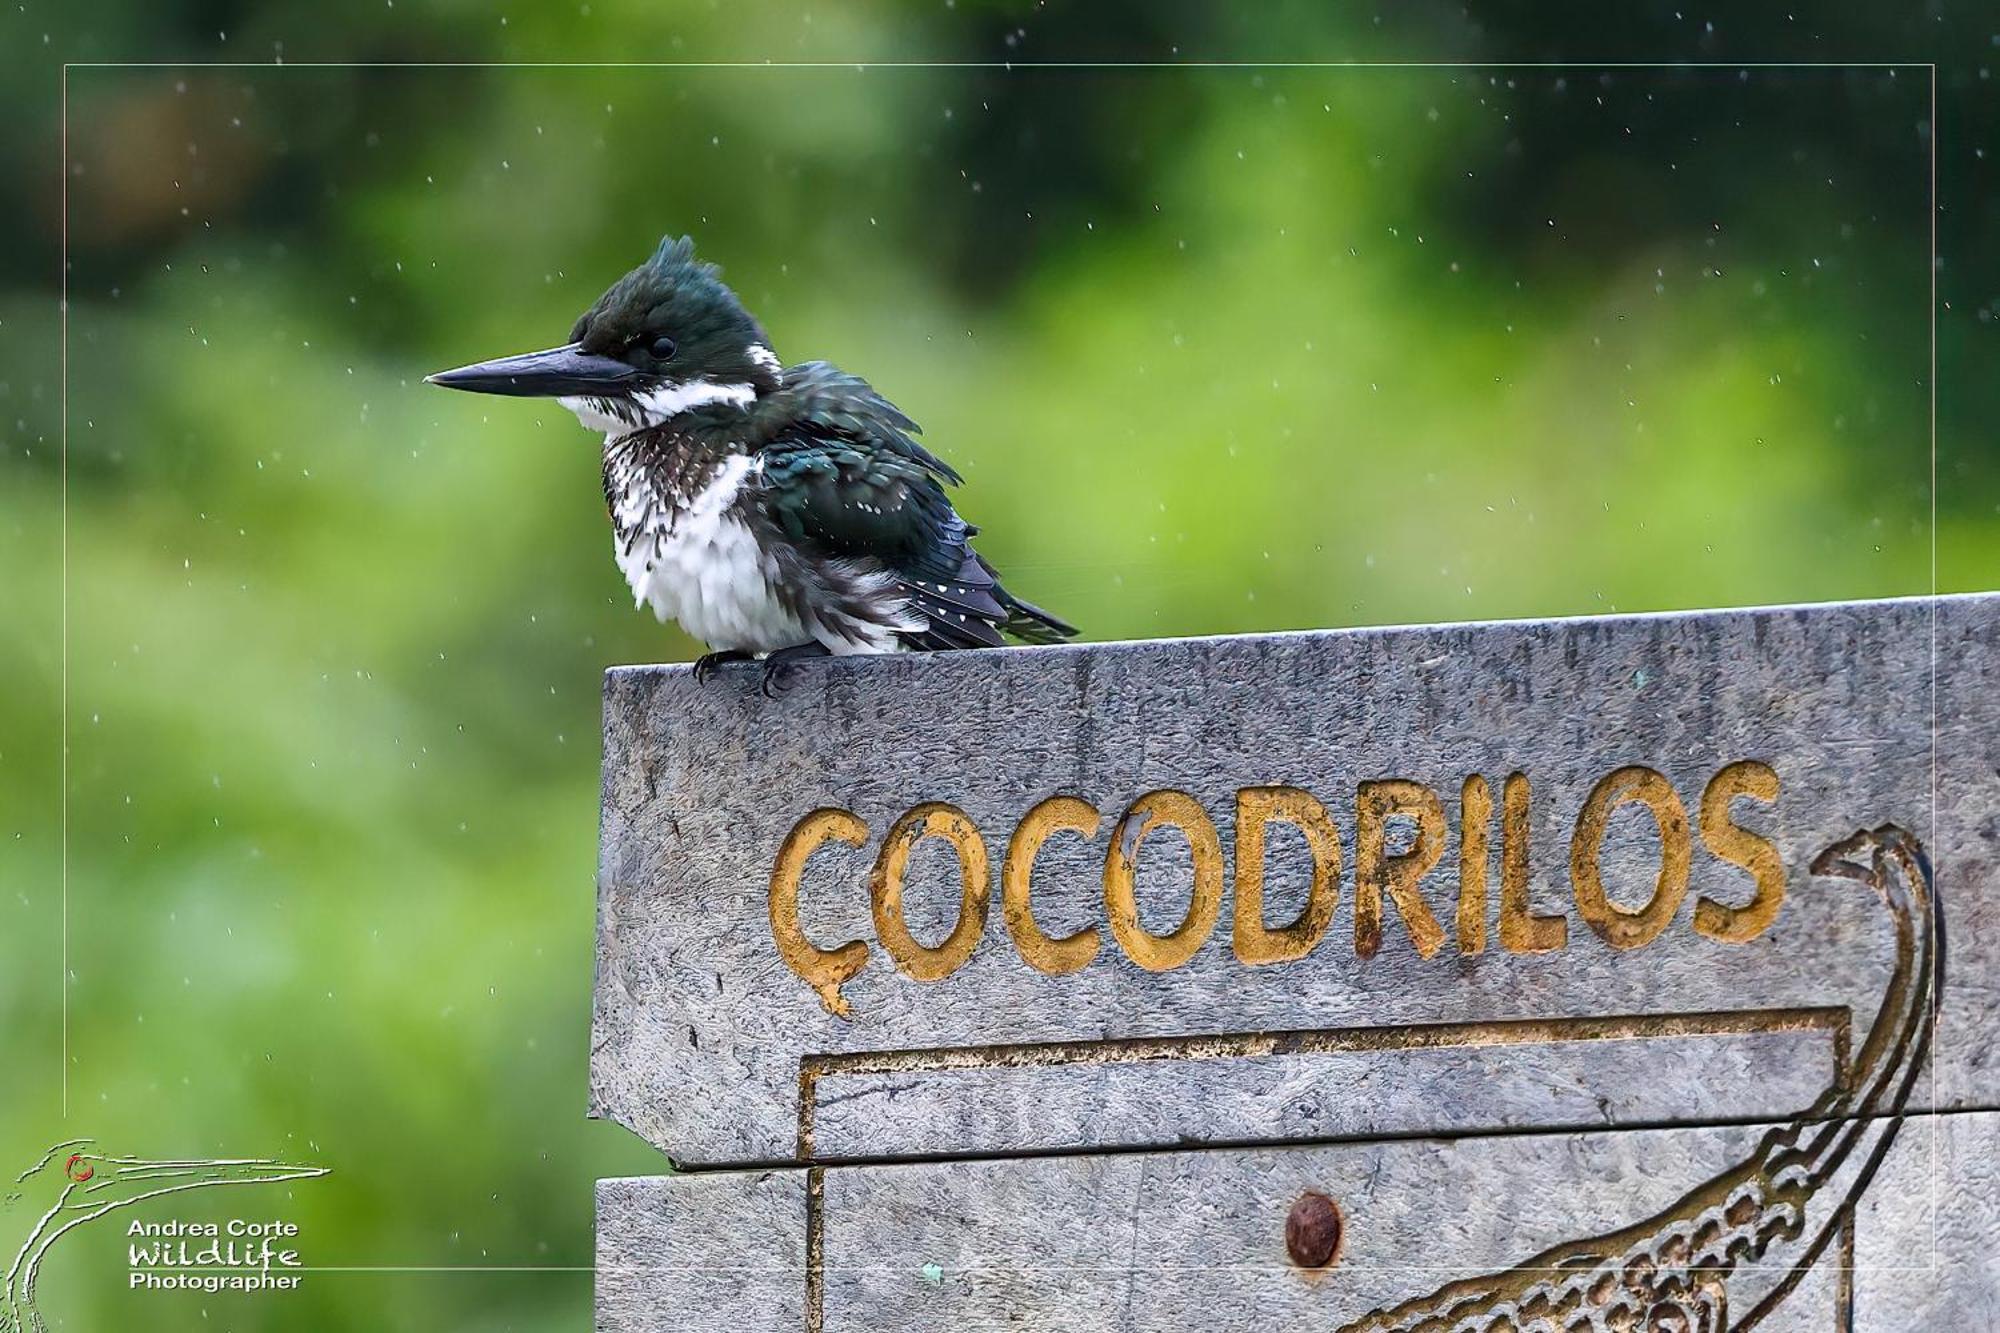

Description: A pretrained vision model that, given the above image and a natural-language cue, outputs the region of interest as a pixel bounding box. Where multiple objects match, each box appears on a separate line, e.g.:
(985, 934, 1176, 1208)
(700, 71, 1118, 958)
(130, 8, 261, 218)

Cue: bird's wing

(773, 360, 963, 484)
(751, 433, 1013, 649)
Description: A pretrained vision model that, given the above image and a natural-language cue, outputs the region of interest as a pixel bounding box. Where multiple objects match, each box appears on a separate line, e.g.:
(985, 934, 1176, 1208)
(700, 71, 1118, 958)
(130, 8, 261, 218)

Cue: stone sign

(591, 594, 1994, 1331)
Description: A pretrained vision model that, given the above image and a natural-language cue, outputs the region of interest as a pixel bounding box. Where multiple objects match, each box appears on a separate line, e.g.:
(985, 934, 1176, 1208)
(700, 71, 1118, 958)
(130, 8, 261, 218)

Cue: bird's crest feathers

(571, 233, 769, 365)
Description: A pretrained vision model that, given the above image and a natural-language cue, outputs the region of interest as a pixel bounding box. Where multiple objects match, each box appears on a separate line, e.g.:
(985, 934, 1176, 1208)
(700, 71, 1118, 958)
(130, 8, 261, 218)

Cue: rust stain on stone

(1286, 1191, 1343, 1271)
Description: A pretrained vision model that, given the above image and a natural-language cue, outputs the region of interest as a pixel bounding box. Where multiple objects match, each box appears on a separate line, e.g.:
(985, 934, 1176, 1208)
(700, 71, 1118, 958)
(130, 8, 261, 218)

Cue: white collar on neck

(559, 378, 755, 436)
(631, 378, 756, 420)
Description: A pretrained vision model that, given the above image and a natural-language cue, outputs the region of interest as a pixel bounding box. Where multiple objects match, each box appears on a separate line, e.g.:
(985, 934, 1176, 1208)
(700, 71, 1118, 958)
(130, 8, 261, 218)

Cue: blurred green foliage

(0, 3, 1994, 1331)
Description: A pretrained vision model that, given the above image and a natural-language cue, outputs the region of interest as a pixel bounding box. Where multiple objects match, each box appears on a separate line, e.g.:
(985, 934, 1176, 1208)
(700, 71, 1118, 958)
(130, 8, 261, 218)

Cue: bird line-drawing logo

(0, 1139, 327, 1333)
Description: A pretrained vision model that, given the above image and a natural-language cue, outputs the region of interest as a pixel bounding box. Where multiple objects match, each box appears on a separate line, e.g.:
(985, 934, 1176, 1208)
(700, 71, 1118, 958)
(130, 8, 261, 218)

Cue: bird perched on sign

(428, 235, 1075, 690)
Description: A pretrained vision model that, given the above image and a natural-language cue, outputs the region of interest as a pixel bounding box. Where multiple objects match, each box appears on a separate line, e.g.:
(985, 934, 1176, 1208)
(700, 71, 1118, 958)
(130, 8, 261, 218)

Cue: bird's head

(427, 235, 781, 435)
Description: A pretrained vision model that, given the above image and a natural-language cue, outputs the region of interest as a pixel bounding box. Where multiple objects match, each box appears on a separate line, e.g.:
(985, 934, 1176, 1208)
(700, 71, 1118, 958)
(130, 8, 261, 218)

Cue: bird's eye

(649, 335, 677, 360)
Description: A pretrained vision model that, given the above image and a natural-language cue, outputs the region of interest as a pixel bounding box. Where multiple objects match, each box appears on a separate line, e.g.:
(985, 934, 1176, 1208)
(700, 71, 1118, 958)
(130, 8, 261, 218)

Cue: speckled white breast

(608, 452, 808, 653)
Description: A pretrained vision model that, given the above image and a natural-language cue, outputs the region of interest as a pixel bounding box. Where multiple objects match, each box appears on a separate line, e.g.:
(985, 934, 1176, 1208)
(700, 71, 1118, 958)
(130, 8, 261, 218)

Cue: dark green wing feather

(772, 360, 962, 484)
(751, 367, 1074, 650)
(756, 439, 973, 585)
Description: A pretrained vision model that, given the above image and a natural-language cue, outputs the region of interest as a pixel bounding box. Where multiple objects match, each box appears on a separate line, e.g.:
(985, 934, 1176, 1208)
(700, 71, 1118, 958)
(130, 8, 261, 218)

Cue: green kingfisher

(427, 235, 1075, 689)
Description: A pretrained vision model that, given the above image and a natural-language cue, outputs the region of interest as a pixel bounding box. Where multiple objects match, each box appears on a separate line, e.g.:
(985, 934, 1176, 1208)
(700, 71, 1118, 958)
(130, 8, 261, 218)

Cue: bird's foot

(761, 642, 831, 697)
(692, 649, 755, 684)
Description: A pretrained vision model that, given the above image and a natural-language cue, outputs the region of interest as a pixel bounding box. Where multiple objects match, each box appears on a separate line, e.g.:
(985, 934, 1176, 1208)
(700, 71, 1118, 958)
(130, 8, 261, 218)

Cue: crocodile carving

(1340, 824, 1940, 1333)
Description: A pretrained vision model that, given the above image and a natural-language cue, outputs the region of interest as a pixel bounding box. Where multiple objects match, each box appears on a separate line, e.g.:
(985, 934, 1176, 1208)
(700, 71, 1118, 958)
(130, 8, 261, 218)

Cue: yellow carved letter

(1354, 779, 1448, 960)
(870, 803, 991, 983)
(1694, 760, 1785, 943)
(1104, 790, 1224, 972)
(1497, 772, 1566, 954)
(1003, 795, 1103, 975)
(769, 808, 872, 1018)
(1457, 775, 1492, 954)
(1233, 786, 1342, 965)
(1570, 766, 1691, 950)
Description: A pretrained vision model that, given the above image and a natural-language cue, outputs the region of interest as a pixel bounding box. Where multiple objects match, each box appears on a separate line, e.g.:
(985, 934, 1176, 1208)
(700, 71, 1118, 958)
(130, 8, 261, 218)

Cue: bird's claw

(759, 642, 831, 697)
(693, 649, 753, 684)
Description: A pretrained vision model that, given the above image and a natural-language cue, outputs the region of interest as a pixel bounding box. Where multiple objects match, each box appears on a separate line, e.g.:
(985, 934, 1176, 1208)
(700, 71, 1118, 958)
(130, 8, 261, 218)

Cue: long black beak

(425, 343, 639, 398)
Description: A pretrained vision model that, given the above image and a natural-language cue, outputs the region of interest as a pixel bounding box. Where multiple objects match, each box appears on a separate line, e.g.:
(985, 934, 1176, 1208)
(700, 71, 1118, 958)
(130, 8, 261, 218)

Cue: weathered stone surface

(595, 1171, 804, 1332)
(1853, 1109, 2000, 1327)
(596, 1111, 1996, 1332)
(592, 595, 1994, 1167)
(594, 593, 1992, 1331)
(804, 1020, 1841, 1161)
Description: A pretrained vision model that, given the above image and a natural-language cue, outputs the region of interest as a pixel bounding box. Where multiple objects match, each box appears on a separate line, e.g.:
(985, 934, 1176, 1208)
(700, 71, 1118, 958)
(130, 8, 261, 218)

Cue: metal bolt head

(1286, 1191, 1342, 1269)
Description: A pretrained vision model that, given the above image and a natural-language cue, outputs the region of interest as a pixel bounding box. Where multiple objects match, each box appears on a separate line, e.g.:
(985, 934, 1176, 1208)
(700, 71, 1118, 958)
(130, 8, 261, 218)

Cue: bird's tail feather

(968, 551, 1075, 645)
(894, 552, 1075, 652)
(999, 593, 1076, 644)
(964, 550, 1075, 645)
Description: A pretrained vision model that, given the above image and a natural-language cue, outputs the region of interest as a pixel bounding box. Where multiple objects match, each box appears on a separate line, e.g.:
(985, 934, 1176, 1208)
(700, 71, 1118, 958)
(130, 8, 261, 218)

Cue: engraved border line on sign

(793, 1006, 1852, 1161)
(796, 1006, 1853, 1333)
